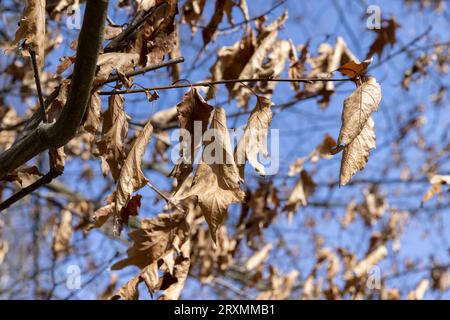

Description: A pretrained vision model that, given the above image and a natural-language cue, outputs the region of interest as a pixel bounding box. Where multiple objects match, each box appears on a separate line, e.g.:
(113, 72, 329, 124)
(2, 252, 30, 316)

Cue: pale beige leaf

(0, 241, 8, 264)
(245, 243, 272, 271)
(52, 209, 72, 257)
(338, 77, 381, 146)
(422, 174, 450, 203)
(182, 0, 207, 35)
(344, 245, 387, 281)
(408, 279, 429, 300)
(235, 96, 273, 177)
(339, 117, 376, 186)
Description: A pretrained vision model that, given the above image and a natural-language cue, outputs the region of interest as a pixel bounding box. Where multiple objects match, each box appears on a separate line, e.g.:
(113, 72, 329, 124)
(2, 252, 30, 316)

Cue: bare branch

(0, 0, 108, 179)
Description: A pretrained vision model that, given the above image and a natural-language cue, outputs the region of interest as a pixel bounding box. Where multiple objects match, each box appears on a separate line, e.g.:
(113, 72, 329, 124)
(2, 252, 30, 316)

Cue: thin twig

(146, 181, 186, 213)
(0, 169, 63, 212)
(99, 77, 354, 95)
(28, 49, 47, 123)
(99, 56, 185, 85)
(23, 57, 185, 132)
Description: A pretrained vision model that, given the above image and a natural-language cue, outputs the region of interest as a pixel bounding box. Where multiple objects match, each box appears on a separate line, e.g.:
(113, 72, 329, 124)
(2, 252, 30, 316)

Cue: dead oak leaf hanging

(175, 108, 245, 242)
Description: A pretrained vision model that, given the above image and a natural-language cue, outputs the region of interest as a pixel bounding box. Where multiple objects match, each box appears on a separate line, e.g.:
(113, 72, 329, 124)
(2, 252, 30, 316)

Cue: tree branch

(0, 169, 62, 212)
(99, 77, 354, 95)
(0, 0, 108, 180)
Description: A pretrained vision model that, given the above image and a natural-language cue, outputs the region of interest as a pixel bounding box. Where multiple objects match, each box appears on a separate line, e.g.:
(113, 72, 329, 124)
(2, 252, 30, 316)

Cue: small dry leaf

(170, 88, 213, 188)
(344, 245, 387, 283)
(112, 211, 189, 270)
(84, 91, 101, 134)
(422, 174, 450, 204)
(339, 117, 376, 186)
(52, 209, 73, 257)
(0, 241, 8, 264)
(367, 17, 400, 59)
(94, 53, 139, 86)
(336, 57, 373, 78)
(202, 0, 230, 46)
(114, 119, 153, 234)
(284, 170, 316, 220)
(97, 94, 129, 180)
(182, 0, 207, 35)
(338, 77, 382, 147)
(10, 0, 46, 69)
(235, 96, 273, 177)
(245, 243, 273, 271)
(408, 279, 429, 300)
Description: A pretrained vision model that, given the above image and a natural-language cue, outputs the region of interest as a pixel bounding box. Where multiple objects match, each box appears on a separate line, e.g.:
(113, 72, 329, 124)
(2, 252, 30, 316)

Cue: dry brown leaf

(336, 57, 373, 78)
(202, 0, 232, 46)
(158, 239, 190, 300)
(336, 77, 381, 186)
(85, 203, 114, 232)
(130, 0, 178, 67)
(344, 244, 387, 282)
(170, 88, 213, 188)
(288, 41, 308, 91)
(367, 17, 400, 59)
(114, 119, 153, 234)
(52, 209, 72, 257)
(94, 52, 139, 86)
(97, 94, 129, 180)
(175, 108, 245, 242)
(112, 262, 158, 300)
(112, 211, 189, 270)
(337, 77, 382, 147)
(0, 240, 8, 264)
(235, 96, 273, 177)
(84, 91, 101, 134)
(247, 40, 291, 104)
(10, 0, 46, 69)
(182, 0, 206, 35)
(422, 174, 450, 203)
(0, 107, 21, 151)
(245, 243, 273, 271)
(284, 170, 316, 220)
(104, 25, 123, 40)
(206, 32, 255, 100)
(231, 12, 288, 107)
(407, 279, 429, 300)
